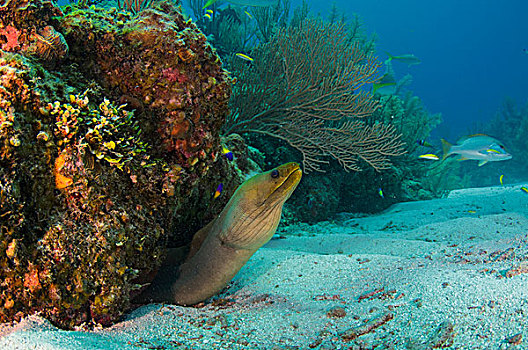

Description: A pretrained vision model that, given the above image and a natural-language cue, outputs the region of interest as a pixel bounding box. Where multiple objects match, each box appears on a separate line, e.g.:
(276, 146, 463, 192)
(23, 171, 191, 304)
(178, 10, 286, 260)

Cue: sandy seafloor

(2, 185, 528, 349)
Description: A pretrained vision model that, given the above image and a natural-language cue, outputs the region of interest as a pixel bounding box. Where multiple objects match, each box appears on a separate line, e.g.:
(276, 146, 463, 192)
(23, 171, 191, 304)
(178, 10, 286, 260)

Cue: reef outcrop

(0, 0, 234, 328)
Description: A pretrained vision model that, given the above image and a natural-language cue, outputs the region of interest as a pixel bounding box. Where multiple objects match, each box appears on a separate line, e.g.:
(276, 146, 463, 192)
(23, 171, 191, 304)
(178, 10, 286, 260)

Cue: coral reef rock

(0, 0, 68, 61)
(58, 0, 231, 166)
(0, 0, 233, 329)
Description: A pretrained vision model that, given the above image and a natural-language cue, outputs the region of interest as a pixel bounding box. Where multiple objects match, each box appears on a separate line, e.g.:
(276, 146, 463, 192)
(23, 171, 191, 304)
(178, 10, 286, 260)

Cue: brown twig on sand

(409, 321, 455, 349)
(505, 262, 528, 278)
(427, 321, 455, 348)
(358, 287, 384, 302)
(340, 312, 394, 341)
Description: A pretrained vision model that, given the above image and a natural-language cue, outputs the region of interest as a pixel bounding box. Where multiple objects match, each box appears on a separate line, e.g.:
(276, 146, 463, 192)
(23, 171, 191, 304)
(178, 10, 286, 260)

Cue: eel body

(139, 162, 302, 305)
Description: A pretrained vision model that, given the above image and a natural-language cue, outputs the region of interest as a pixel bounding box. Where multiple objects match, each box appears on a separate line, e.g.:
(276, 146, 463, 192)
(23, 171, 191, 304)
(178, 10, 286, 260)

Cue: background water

(291, 0, 528, 138)
(175, 0, 528, 185)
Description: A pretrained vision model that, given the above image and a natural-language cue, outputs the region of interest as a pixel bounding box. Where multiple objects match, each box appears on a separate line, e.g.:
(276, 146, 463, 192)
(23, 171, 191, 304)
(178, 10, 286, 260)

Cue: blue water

(36, 0, 518, 140)
(292, 0, 528, 137)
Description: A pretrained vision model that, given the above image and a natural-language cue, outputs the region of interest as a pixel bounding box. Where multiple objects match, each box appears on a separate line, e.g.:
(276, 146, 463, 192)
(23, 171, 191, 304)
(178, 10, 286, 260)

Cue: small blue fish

(222, 146, 233, 161)
(378, 188, 384, 198)
(214, 183, 223, 199)
(417, 139, 434, 148)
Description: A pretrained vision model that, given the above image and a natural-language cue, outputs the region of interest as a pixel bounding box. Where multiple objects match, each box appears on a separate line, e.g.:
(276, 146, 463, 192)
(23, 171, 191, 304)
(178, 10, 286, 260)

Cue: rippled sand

(2, 184, 528, 349)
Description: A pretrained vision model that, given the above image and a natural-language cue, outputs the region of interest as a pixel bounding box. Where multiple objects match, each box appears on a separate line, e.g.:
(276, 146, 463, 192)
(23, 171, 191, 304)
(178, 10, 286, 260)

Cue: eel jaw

(262, 162, 302, 207)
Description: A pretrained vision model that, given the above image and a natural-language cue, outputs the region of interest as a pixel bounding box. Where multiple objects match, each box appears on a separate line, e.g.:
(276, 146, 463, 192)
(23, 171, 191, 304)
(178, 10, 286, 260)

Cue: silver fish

(386, 53, 421, 66)
(441, 134, 512, 166)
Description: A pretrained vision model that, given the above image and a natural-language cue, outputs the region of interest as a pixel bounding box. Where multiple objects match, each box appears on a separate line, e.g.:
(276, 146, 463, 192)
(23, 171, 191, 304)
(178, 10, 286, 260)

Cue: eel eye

(271, 169, 279, 179)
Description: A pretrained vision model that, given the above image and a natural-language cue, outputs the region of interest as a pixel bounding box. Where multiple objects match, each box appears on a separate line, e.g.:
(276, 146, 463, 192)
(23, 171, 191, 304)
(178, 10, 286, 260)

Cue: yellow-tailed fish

(373, 82, 396, 95)
(222, 146, 233, 161)
(244, 10, 253, 19)
(235, 53, 254, 62)
(521, 186, 528, 194)
(418, 154, 440, 160)
(372, 70, 397, 96)
(486, 148, 500, 154)
(204, 13, 212, 20)
(378, 188, 384, 198)
(467, 210, 476, 214)
(499, 174, 504, 186)
(206, 9, 214, 14)
(213, 183, 223, 199)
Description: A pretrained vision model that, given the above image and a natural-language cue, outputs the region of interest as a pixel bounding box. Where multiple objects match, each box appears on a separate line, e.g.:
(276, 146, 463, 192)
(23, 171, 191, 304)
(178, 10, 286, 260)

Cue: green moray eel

(138, 162, 302, 305)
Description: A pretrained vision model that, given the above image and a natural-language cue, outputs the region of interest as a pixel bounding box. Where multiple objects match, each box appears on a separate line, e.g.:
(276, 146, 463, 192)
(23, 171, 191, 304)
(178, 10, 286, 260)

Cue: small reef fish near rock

(521, 186, 528, 194)
(441, 134, 512, 166)
(204, 9, 214, 19)
(418, 153, 440, 161)
(203, 0, 277, 8)
(213, 183, 223, 199)
(235, 53, 254, 62)
(222, 146, 233, 161)
(417, 139, 434, 148)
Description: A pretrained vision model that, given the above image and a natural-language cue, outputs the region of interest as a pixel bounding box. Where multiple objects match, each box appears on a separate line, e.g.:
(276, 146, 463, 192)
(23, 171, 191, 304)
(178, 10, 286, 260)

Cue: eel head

(217, 162, 302, 250)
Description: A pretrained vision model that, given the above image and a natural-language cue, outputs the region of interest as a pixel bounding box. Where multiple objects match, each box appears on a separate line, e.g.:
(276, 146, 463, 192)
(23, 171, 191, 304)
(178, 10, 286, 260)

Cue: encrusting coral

(58, 0, 231, 167)
(0, 0, 234, 329)
(0, 0, 68, 61)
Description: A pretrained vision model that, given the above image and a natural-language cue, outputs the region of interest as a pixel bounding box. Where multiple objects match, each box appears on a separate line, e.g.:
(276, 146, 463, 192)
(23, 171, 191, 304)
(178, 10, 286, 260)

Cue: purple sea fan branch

(225, 19, 405, 172)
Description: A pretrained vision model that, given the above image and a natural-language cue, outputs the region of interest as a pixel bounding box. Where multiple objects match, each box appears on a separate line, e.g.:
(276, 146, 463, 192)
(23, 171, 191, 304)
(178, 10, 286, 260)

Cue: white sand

(2, 184, 528, 349)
